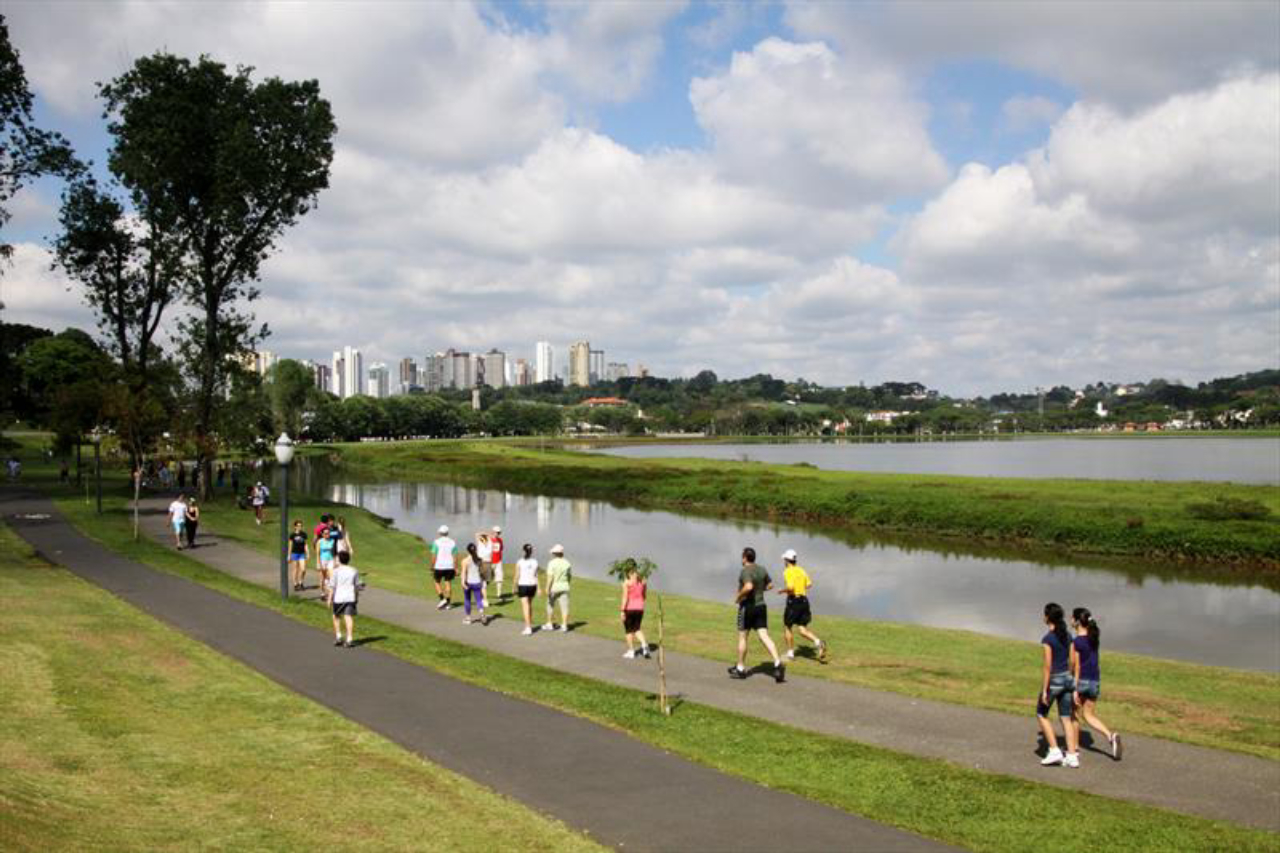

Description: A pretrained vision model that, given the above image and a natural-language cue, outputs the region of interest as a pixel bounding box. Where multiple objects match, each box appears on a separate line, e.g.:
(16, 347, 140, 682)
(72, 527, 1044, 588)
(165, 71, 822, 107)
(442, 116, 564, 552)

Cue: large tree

(0, 15, 79, 270)
(99, 53, 335, 498)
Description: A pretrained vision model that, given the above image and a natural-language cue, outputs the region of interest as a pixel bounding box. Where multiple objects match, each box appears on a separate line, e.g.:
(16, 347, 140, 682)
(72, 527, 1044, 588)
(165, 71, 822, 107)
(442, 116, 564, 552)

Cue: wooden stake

(656, 593, 670, 716)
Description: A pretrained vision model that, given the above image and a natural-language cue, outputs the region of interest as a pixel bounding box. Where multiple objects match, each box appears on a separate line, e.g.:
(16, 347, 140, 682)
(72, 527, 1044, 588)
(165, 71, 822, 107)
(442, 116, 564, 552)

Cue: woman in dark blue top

(1071, 607, 1122, 761)
(1037, 602, 1079, 767)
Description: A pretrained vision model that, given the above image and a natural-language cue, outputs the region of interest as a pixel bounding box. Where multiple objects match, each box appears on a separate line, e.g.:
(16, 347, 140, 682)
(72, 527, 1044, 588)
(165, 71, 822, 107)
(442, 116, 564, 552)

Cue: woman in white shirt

(513, 543, 540, 636)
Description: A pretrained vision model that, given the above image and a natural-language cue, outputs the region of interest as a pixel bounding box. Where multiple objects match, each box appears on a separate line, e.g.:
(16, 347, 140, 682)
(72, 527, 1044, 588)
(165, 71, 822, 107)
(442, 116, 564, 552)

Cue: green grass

(45, 496, 1280, 852)
(0, 523, 601, 853)
(199, 487, 1280, 763)
(326, 440, 1280, 570)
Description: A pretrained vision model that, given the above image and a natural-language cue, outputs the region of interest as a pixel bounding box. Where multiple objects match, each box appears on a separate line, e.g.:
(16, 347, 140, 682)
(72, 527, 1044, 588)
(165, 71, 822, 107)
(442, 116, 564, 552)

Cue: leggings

(464, 582, 485, 615)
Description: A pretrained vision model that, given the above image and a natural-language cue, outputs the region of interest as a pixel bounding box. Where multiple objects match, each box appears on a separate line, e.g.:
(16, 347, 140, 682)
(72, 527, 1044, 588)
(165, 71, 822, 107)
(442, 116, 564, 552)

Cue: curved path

(135, 498, 1280, 831)
(5, 490, 952, 852)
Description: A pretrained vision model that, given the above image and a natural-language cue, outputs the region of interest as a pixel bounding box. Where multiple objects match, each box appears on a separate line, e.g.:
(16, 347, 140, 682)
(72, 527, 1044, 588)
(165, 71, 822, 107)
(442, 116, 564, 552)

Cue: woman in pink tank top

(620, 566, 650, 660)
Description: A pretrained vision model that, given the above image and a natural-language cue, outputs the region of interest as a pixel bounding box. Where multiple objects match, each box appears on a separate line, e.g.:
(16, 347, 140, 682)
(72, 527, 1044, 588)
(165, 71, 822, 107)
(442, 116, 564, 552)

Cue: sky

(2, 0, 1278, 396)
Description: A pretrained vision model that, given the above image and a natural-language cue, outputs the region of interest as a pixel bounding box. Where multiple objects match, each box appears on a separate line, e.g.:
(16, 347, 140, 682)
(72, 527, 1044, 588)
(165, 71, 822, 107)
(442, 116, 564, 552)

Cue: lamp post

(274, 433, 295, 601)
(91, 428, 102, 515)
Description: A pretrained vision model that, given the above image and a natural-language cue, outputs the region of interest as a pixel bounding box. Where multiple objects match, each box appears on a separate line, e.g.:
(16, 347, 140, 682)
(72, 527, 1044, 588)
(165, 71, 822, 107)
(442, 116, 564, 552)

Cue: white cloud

(539, 1, 687, 102)
(1001, 95, 1064, 132)
(691, 38, 949, 206)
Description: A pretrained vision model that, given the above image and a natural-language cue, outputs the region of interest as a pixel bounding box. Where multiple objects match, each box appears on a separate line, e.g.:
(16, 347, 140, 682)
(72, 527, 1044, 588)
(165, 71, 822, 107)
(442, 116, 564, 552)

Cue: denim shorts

(1036, 672, 1075, 717)
(1075, 678, 1100, 700)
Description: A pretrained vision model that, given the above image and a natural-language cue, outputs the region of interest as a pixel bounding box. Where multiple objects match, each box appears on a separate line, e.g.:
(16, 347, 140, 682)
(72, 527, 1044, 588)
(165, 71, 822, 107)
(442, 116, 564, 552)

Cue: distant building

(331, 346, 363, 399)
(535, 341, 554, 384)
(444, 349, 474, 390)
(635, 363, 650, 378)
(606, 362, 629, 382)
(569, 341, 591, 387)
(368, 362, 390, 399)
(589, 349, 604, 384)
(482, 349, 506, 389)
(582, 396, 627, 408)
(513, 358, 532, 386)
(397, 358, 417, 395)
(309, 362, 331, 394)
(865, 410, 903, 424)
(423, 353, 446, 392)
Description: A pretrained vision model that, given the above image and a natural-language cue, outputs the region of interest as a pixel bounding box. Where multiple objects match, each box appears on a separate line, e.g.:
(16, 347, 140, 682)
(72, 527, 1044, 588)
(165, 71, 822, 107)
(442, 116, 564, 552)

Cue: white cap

(438, 525, 449, 534)
(550, 544, 565, 555)
(493, 525, 502, 533)
(782, 549, 798, 562)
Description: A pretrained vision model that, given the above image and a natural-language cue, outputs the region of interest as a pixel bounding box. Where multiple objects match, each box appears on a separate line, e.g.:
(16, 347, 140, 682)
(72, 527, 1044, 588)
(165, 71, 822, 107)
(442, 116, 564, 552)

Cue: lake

(594, 437, 1280, 484)
(301, 470, 1280, 672)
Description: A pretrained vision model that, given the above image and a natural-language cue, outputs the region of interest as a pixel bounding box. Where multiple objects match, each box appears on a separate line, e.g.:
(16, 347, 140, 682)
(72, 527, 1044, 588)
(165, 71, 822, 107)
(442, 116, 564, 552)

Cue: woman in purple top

(1036, 602, 1079, 767)
(1071, 607, 1122, 761)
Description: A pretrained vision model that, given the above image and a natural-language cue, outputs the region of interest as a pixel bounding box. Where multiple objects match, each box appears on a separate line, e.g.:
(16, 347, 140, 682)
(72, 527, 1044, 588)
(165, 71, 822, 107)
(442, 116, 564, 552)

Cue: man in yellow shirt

(777, 549, 828, 663)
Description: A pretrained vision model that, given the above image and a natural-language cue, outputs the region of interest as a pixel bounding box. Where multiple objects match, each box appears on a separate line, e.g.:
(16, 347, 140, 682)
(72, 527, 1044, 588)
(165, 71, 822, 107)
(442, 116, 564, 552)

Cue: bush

(1186, 497, 1272, 521)
(607, 556, 659, 580)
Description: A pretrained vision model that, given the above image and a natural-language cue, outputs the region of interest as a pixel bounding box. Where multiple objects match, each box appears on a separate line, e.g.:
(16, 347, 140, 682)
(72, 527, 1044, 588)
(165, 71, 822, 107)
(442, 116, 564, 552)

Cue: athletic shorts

(517, 584, 537, 599)
(319, 557, 335, 571)
(172, 520, 185, 533)
(289, 552, 306, 562)
(1037, 673, 1075, 717)
(1075, 678, 1100, 700)
(623, 610, 644, 633)
(433, 569, 456, 582)
(737, 603, 768, 632)
(783, 596, 812, 627)
(492, 563, 504, 582)
(332, 601, 357, 617)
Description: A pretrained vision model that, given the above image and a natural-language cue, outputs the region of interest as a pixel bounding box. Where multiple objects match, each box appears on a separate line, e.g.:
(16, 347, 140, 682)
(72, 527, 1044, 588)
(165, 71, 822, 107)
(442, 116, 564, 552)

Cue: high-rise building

(398, 358, 417, 394)
(513, 358, 532, 386)
(424, 353, 446, 392)
(368, 362, 390, 398)
(535, 341, 553, 384)
(589, 349, 604, 384)
(569, 340, 591, 387)
(606, 362, 629, 382)
(635, 363, 650, 378)
(307, 361, 332, 393)
(482, 349, 506, 389)
(331, 346, 363, 399)
(443, 349, 473, 390)
(331, 350, 344, 397)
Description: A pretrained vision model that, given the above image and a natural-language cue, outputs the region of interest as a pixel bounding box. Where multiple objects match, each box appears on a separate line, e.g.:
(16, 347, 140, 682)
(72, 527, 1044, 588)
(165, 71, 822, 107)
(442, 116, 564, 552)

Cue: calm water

(595, 438, 1280, 484)
(307, 474, 1280, 672)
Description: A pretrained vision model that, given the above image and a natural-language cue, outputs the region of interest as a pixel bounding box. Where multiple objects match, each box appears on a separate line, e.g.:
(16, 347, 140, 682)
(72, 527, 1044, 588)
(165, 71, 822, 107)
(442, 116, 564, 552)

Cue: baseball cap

(493, 525, 502, 533)
(438, 525, 449, 534)
(550, 544, 565, 554)
(782, 548, 798, 561)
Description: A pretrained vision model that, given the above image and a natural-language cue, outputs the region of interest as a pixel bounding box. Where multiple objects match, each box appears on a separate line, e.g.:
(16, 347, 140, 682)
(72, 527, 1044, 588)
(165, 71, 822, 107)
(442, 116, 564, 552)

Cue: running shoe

(542, 623, 555, 631)
(818, 641, 829, 663)
(1040, 748, 1064, 766)
(462, 617, 472, 625)
(1063, 752, 1080, 768)
(521, 627, 533, 636)
(727, 666, 747, 679)
(333, 638, 343, 647)
(1110, 733, 1123, 761)
(436, 599, 447, 610)
(642, 649, 652, 659)
(343, 640, 355, 649)
(774, 663, 786, 684)
(560, 625, 569, 633)
(785, 650, 795, 661)
(623, 650, 636, 659)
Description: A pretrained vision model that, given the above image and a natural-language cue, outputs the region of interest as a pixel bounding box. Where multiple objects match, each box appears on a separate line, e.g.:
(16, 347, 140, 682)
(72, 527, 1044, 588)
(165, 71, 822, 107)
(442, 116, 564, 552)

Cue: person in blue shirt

(1071, 607, 1122, 761)
(1037, 602, 1079, 767)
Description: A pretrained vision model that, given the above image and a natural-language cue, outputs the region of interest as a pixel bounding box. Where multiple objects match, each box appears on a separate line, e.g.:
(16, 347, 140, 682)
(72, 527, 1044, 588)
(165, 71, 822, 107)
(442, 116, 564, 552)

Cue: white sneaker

(623, 650, 636, 659)
(1110, 733, 1123, 761)
(1064, 752, 1080, 768)
(1040, 748, 1064, 766)
(542, 623, 555, 631)
(560, 625, 569, 633)
(436, 599, 447, 610)
(462, 617, 472, 625)
(785, 650, 795, 660)
(521, 627, 533, 636)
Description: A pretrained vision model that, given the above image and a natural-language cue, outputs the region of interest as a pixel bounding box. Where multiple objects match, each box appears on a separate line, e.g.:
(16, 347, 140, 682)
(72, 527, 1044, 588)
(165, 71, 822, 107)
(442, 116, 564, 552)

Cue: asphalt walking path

(5, 490, 953, 853)
(128, 498, 1280, 832)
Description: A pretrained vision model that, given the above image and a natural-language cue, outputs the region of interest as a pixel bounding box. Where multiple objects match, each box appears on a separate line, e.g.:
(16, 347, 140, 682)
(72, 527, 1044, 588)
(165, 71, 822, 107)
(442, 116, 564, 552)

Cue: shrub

(607, 556, 659, 580)
(1186, 497, 1273, 521)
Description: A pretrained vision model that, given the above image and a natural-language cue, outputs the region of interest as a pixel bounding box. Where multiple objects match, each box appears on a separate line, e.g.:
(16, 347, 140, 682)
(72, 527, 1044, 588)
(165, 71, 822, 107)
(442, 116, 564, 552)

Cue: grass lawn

(0, 522, 601, 853)
(331, 439, 1280, 570)
(43, 493, 1280, 852)
(193, 485, 1280, 763)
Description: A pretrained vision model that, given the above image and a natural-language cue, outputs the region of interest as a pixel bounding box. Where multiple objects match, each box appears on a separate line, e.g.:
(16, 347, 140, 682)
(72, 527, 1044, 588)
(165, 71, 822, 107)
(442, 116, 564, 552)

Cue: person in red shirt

(489, 525, 505, 601)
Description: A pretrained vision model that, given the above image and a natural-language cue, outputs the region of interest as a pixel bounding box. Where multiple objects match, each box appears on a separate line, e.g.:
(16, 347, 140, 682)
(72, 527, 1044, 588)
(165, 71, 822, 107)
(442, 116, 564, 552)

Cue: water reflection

(307, 474, 1280, 672)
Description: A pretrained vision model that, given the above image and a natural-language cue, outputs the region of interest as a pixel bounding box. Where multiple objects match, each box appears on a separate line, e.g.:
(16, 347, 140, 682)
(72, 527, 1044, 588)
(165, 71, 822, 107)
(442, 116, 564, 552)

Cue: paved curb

(5, 490, 955, 853)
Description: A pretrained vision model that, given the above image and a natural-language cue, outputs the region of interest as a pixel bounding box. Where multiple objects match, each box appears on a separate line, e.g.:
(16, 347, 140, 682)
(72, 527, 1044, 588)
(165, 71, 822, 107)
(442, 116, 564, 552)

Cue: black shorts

(433, 569, 456, 582)
(517, 584, 537, 599)
(332, 601, 357, 617)
(784, 596, 812, 627)
(737, 603, 768, 632)
(623, 610, 644, 633)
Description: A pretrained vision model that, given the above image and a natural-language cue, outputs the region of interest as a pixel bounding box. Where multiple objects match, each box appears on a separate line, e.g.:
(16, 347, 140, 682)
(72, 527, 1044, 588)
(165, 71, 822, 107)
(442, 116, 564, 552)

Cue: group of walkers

(1036, 602, 1123, 767)
(728, 547, 829, 684)
(285, 514, 361, 646)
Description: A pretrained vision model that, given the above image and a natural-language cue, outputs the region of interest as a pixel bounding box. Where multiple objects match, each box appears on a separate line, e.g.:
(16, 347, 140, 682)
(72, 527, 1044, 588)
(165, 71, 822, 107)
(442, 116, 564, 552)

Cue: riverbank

(328, 440, 1280, 570)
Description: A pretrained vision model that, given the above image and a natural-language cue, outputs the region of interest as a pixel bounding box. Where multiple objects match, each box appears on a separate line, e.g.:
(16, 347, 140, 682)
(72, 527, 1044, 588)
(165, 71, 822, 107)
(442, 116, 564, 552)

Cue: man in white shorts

(430, 525, 457, 609)
(168, 494, 188, 550)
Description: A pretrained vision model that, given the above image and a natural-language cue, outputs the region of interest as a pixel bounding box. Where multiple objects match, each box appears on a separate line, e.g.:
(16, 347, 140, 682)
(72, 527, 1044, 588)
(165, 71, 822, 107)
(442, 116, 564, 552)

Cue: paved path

(5, 490, 953, 853)
(130, 497, 1280, 832)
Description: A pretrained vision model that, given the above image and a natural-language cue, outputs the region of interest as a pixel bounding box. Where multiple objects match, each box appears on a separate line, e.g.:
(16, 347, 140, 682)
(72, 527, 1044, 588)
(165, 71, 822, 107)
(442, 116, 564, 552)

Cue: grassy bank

(330, 440, 1280, 570)
(0, 523, 599, 853)
(194, 487, 1280, 762)
(48, 497, 1278, 852)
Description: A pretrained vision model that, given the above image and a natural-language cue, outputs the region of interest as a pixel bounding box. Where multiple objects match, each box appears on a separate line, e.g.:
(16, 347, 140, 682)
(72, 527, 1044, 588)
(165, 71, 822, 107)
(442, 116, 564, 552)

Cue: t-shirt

(461, 555, 483, 585)
(546, 557, 572, 593)
(783, 565, 812, 598)
(737, 563, 771, 607)
(1042, 630, 1072, 674)
(331, 527, 347, 552)
(318, 537, 336, 560)
(288, 531, 307, 554)
(515, 557, 539, 586)
(251, 486, 268, 506)
(331, 565, 360, 604)
(1073, 635, 1100, 681)
(490, 536, 504, 563)
(477, 539, 493, 561)
(431, 537, 457, 570)
(168, 500, 187, 523)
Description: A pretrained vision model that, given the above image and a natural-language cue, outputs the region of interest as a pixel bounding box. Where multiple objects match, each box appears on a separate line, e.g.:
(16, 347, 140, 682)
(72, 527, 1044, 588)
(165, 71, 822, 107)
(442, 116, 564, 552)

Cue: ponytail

(1045, 602, 1069, 648)
(1073, 607, 1100, 650)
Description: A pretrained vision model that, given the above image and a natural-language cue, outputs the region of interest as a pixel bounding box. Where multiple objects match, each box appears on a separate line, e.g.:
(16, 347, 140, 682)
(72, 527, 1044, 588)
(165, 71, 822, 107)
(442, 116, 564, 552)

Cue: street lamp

(274, 433, 295, 601)
(90, 428, 103, 515)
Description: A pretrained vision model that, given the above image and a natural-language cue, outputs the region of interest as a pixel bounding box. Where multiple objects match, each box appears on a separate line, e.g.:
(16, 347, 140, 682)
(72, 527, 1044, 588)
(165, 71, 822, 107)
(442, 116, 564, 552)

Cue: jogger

(729, 547, 785, 683)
